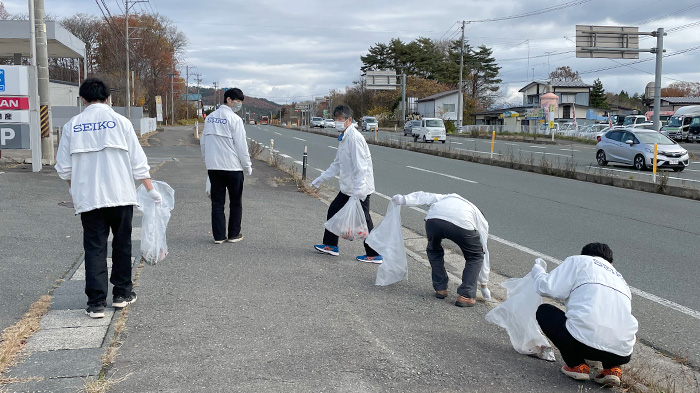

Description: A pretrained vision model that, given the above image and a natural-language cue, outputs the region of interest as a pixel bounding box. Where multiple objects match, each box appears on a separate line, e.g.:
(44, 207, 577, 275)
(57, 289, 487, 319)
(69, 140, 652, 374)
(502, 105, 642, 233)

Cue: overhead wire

(465, 0, 593, 23)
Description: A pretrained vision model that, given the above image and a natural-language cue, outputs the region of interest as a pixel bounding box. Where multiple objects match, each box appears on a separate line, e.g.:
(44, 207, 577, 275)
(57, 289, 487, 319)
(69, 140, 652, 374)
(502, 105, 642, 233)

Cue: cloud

(6, 0, 700, 104)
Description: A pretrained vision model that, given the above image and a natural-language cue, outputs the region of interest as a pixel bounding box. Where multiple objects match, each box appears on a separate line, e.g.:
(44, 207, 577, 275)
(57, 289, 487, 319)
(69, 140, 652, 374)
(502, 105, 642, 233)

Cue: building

(519, 80, 593, 120)
(415, 90, 459, 123)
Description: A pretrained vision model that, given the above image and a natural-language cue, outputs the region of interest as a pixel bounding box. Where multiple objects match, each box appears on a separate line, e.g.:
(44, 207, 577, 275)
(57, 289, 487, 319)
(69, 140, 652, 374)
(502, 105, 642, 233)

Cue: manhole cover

(58, 201, 74, 208)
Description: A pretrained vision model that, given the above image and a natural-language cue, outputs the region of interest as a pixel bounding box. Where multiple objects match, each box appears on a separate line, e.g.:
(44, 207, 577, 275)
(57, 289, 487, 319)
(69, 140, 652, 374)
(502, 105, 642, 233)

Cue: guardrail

(460, 125, 600, 140)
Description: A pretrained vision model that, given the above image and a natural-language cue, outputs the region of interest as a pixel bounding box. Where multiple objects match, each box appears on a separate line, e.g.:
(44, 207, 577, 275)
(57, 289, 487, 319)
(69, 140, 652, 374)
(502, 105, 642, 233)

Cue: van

(412, 118, 446, 143)
(661, 105, 700, 141)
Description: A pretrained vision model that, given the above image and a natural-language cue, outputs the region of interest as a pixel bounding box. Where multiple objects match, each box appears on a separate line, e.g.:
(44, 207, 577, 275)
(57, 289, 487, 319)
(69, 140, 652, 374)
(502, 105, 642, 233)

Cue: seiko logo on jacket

(206, 117, 227, 124)
(73, 121, 117, 132)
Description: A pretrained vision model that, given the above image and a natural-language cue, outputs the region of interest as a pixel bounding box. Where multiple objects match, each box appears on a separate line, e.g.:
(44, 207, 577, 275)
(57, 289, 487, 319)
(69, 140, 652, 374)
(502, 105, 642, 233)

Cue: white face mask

(334, 120, 347, 131)
(231, 102, 242, 112)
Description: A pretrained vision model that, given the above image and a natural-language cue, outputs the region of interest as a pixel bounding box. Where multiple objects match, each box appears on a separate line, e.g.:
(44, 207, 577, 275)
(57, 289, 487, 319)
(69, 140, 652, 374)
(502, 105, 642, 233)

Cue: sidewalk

(1, 126, 696, 392)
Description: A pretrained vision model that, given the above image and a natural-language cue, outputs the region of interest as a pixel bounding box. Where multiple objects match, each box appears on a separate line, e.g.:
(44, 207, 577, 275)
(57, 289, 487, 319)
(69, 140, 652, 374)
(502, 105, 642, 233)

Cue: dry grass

(0, 295, 52, 378)
(81, 372, 132, 393)
(248, 139, 265, 159)
(622, 356, 700, 393)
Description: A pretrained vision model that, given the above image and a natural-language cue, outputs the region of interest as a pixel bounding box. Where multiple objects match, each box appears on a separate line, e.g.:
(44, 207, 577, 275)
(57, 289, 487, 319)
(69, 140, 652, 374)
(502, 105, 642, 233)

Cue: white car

(311, 117, 324, 128)
(412, 118, 446, 143)
(361, 116, 379, 132)
(323, 119, 335, 128)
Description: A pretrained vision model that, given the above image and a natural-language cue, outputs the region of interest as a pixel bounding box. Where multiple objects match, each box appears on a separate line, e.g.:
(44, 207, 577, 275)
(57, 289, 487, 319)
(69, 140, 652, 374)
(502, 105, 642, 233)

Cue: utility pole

(34, 0, 53, 163)
(213, 82, 219, 108)
(168, 63, 175, 125)
(125, 0, 146, 121)
(28, 0, 41, 171)
(193, 72, 202, 117)
(652, 28, 664, 132)
(185, 65, 190, 119)
(457, 21, 465, 128)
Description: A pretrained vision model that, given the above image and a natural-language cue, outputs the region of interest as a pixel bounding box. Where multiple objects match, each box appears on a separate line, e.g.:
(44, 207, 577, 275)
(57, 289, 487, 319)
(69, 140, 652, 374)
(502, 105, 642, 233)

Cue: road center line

(406, 165, 478, 183)
(328, 146, 338, 150)
(528, 145, 547, 149)
(519, 149, 571, 157)
(274, 132, 282, 136)
(293, 137, 306, 142)
(373, 191, 700, 320)
(450, 142, 463, 145)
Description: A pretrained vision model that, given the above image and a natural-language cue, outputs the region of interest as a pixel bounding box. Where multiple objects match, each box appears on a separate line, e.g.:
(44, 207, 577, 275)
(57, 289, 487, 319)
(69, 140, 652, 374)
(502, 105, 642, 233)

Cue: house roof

(660, 97, 700, 104)
(416, 89, 458, 103)
(518, 80, 592, 92)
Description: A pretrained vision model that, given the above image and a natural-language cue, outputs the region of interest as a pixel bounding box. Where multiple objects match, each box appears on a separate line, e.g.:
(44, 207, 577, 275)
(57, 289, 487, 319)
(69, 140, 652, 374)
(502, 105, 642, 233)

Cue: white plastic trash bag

(324, 197, 369, 241)
(136, 180, 175, 265)
(367, 202, 407, 286)
(485, 259, 555, 361)
(205, 177, 211, 199)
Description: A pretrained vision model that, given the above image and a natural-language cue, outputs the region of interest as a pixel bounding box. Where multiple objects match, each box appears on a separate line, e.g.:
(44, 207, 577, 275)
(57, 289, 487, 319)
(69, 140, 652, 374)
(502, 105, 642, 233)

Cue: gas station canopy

(0, 20, 85, 59)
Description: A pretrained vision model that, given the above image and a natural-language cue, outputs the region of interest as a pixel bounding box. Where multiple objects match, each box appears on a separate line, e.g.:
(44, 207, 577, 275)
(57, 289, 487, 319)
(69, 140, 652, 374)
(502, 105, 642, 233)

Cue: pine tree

(590, 78, 608, 108)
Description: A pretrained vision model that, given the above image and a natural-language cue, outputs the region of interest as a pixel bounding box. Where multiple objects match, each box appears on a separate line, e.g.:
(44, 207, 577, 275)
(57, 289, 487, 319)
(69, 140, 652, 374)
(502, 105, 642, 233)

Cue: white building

(416, 90, 459, 123)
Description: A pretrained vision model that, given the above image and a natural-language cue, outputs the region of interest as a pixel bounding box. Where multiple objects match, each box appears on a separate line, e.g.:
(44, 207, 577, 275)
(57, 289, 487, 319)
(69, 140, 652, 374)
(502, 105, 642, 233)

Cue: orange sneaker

(561, 363, 591, 380)
(594, 366, 622, 387)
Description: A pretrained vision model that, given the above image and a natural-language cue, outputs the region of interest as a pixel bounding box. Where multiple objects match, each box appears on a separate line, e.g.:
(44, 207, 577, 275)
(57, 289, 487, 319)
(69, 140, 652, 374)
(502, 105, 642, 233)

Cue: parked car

(622, 115, 647, 126)
(629, 122, 657, 131)
(403, 120, 421, 136)
(688, 116, 700, 142)
(412, 118, 446, 143)
(324, 119, 335, 128)
(662, 106, 700, 141)
(596, 128, 689, 172)
(249, 120, 255, 125)
(361, 116, 379, 132)
(538, 123, 559, 134)
(311, 117, 324, 128)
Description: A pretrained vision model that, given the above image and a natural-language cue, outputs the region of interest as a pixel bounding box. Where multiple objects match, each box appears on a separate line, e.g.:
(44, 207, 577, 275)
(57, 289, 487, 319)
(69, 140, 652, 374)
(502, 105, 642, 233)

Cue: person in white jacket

(55, 78, 161, 319)
(312, 105, 381, 263)
(531, 243, 638, 387)
(392, 192, 491, 306)
(201, 88, 252, 244)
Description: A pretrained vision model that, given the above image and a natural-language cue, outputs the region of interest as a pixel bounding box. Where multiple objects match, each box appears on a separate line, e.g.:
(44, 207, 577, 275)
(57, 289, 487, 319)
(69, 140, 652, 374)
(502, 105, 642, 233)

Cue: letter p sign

(1, 127, 15, 145)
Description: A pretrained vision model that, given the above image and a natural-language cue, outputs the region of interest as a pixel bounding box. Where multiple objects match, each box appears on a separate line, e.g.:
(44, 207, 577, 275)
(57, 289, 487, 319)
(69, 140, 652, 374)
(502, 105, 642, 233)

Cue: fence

(460, 124, 600, 140)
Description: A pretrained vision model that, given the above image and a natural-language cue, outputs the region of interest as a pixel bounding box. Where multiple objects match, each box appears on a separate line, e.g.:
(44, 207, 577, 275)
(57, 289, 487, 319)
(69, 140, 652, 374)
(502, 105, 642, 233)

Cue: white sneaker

(480, 286, 491, 300)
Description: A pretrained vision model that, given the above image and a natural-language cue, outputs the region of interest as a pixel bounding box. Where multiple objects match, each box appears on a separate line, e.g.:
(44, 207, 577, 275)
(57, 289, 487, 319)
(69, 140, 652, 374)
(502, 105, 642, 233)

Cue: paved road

(246, 124, 700, 366)
(306, 126, 700, 189)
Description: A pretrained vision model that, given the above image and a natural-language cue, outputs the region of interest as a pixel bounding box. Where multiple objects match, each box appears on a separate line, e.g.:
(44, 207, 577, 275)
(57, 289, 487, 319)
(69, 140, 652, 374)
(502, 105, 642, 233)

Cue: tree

(0, 1, 10, 20)
(465, 45, 501, 105)
(549, 66, 582, 82)
(59, 14, 102, 77)
(590, 78, 608, 108)
(661, 81, 700, 97)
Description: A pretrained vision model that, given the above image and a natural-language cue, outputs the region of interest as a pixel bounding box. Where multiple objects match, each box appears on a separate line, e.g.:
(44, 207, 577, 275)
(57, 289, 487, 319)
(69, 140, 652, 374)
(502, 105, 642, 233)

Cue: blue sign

(0, 69, 5, 92)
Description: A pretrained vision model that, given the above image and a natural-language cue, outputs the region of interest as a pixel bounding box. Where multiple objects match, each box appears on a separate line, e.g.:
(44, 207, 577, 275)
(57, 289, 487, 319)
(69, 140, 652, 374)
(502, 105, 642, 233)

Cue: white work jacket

(533, 255, 638, 356)
(201, 105, 252, 172)
(55, 103, 150, 214)
(318, 125, 375, 198)
(403, 192, 490, 285)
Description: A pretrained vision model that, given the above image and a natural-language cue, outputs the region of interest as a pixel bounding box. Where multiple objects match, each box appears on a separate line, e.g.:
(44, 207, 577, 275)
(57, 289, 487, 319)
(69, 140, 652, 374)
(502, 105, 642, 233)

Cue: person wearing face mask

(312, 105, 381, 263)
(201, 88, 252, 244)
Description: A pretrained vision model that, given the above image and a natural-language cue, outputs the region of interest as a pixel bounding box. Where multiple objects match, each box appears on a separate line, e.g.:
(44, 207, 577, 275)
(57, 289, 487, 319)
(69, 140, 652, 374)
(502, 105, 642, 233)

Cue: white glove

(480, 285, 491, 300)
(311, 177, 323, 188)
(353, 189, 364, 200)
(530, 263, 546, 280)
(147, 188, 163, 204)
(245, 166, 253, 176)
(391, 194, 406, 205)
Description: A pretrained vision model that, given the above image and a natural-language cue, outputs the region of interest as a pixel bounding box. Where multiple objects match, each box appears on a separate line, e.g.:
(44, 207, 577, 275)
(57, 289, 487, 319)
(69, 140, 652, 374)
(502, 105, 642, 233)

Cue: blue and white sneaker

(314, 244, 339, 256)
(356, 255, 383, 264)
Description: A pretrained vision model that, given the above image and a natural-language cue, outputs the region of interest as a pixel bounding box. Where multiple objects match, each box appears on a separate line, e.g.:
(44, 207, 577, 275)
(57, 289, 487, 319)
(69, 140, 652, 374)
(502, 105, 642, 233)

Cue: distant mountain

(199, 87, 281, 120)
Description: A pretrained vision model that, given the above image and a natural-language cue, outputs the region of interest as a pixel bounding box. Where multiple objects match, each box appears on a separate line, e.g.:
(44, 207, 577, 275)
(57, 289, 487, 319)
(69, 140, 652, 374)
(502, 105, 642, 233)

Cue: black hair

(224, 88, 244, 104)
(332, 105, 353, 120)
(581, 242, 613, 264)
(79, 78, 110, 103)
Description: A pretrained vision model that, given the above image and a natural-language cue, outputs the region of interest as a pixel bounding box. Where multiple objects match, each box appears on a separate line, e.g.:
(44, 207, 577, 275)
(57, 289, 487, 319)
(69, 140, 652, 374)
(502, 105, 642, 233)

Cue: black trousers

(425, 219, 483, 298)
(209, 170, 244, 241)
(536, 304, 632, 369)
(80, 205, 134, 308)
(322, 192, 378, 256)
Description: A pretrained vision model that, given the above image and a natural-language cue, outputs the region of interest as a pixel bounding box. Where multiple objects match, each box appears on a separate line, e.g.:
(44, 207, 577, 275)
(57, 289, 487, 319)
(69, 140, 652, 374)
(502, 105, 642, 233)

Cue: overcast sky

(5, 0, 700, 105)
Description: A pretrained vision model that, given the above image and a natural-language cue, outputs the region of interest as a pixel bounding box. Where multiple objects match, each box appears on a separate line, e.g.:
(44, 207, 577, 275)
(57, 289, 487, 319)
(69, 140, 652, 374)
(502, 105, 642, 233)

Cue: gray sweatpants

(425, 218, 484, 299)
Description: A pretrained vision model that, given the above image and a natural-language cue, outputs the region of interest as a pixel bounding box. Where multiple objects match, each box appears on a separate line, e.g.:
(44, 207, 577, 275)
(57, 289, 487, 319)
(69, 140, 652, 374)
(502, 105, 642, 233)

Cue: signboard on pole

(365, 70, 397, 90)
(155, 95, 163, 122)
(576, 25, 640, 59)
(0, 66, 30, 95)
(0, 124, 31, 149)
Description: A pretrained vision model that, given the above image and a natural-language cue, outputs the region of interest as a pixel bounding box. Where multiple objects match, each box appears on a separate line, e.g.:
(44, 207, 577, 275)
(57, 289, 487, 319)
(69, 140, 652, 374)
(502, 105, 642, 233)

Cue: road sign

(155, 95, 163, 122)
(576, 25, 640, 59)
(0, 123, 30, 149)
(0, 69, 4, 92)
(365, 70, 397, 90)
(0, 66, 30, 95)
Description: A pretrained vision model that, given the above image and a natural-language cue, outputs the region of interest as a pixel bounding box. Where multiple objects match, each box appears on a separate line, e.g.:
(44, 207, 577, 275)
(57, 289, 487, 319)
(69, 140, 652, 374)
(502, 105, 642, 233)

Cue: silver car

(596, 128, 689, 172)
(403, 120, 420, 136)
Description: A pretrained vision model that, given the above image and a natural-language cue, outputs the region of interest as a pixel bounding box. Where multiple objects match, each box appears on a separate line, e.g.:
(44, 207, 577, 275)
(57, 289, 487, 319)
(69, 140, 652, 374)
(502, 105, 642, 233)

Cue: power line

(465, 0, 593, 23)
(635, 3, 700, 25)
(438, 21, 459, 41)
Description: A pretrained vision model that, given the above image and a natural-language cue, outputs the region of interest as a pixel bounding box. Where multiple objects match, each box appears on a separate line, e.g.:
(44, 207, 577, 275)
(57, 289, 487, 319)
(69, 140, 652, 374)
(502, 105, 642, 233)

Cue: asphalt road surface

(247, 124, 700, 366)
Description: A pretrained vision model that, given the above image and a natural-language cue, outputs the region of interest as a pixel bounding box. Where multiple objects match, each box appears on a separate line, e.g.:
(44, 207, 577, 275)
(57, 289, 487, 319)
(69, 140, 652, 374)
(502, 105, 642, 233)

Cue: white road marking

(0, 172, 5, 175)
(504, 143, 518, 146)
(375, 191, 700, 320)
(455, 148, 503, 156)
(519, 149, 571, 157)
(528, 145, 547, 149)
(279, 154, 290, 159)
(328, 146, 338, 150)
(294, 160, 303, 165)
(560, 149, 579, 152)
(450, 142, 463, 145)
(406, 166, 478, 183)
(293, 137, 306, 142)
(274, 132, 282, 136)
